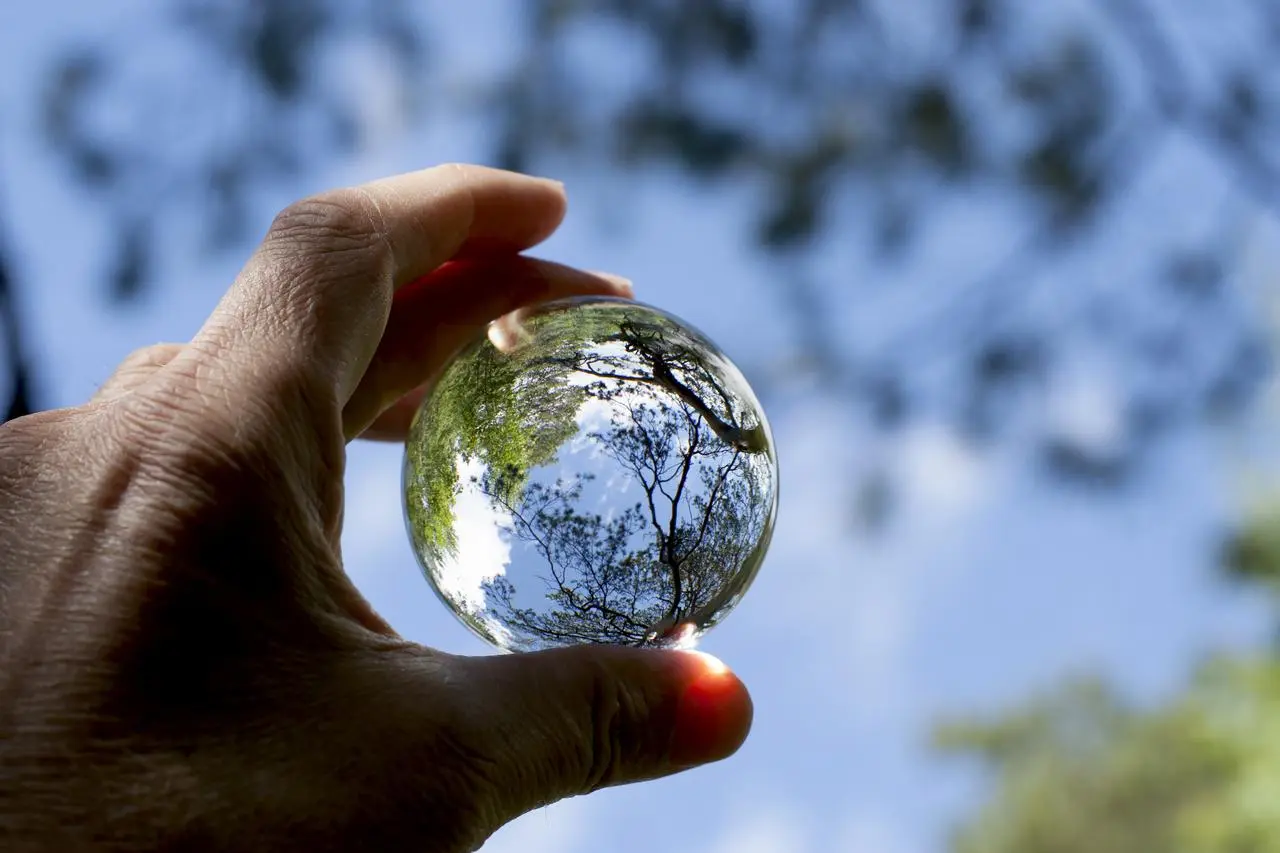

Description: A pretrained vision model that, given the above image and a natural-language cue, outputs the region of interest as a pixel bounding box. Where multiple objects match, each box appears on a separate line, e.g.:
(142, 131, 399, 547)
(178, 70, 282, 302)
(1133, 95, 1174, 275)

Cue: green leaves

(405, 322, 586, 561)
(937, 661, 1280, 853)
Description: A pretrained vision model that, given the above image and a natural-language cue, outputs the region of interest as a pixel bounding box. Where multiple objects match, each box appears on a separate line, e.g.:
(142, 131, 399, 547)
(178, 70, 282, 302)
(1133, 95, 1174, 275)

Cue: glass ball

(402, 296, 778, 653)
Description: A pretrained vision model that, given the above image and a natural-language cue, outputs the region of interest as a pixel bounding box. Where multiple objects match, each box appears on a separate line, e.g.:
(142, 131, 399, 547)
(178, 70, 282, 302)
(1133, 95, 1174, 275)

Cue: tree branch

(1103, 0, 1280, 218)
(0, 225, 35, 422)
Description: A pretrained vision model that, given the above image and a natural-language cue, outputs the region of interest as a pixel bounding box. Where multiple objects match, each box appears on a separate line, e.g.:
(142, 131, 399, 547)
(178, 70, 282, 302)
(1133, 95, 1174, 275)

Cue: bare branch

(0, 230, 34, 422)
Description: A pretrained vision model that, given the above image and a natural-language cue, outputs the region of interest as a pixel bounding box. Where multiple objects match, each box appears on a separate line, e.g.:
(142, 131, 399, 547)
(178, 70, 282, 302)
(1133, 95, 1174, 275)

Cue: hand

(0, 165, 752, 852)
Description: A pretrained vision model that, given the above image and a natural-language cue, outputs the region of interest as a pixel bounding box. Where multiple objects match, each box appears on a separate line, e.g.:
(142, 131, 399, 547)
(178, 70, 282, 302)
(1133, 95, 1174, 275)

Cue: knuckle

(265, 190, 386, 259)
(255, 189, 393, 341)
(582, 664, 651, 793)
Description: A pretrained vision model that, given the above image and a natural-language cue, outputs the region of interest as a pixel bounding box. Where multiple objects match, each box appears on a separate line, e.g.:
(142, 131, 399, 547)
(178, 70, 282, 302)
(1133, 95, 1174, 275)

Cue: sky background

(5, 2, 1280, 851)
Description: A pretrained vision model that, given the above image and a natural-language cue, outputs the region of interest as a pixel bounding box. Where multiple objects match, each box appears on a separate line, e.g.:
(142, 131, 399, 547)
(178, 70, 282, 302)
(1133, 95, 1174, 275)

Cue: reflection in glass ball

(402, 296, 779, 653)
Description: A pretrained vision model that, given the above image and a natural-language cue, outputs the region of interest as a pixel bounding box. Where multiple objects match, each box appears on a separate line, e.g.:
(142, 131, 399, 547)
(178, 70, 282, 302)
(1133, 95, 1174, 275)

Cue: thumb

(457, 645, 753, 821)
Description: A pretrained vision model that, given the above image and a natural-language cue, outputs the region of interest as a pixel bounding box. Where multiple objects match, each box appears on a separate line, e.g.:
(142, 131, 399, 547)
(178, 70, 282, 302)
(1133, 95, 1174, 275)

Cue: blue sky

(4, 2, 1280, 851)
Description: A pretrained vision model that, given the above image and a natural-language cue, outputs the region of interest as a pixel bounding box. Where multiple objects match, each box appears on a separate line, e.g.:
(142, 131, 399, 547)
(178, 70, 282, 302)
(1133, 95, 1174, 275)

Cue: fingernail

(536, 176, 566, 191)
(669, 656, 753, 767)
(590, 271, 634, 297)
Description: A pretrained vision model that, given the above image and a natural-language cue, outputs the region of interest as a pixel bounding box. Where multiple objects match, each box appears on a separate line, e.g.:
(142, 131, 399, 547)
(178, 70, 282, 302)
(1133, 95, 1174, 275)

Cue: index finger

(188, 164, 568, 411)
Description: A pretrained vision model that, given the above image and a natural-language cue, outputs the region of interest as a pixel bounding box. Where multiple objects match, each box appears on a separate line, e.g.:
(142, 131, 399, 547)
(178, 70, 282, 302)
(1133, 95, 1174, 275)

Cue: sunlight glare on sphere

(402, 296, 779, 653)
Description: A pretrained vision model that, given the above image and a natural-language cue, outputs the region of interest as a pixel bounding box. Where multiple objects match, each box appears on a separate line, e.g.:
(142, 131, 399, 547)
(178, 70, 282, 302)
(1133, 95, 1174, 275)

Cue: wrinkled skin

(0, 165, 752, 853)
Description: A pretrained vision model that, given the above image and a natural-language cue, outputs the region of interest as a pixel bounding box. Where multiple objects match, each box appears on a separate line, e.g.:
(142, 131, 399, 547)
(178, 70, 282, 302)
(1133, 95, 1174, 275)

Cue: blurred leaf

(1009, 36, 1112, 220)
(248, 0, 328, 100)
(1224, 523, 1280, 591)
(1166, 252, 1224, 299)
(1041, 437, 1128, 488)
(328, 108, 360, 154)
(937, 660, 1280, 853)
(69, 147, 116, 187)
(43, 49, 101, 134)
(702, 3, 758, 66)
(1220, 69, 1261, 139)
(206, 159, 247, 250)
(957, 0, 996, 45)
(872, 196, 914, 259)
(1204, 337, 1271, 418)
(109, 220, 149, 304)
(904, 81, 970, 175)
(618, 100, 751, 174)
(495, 126, 530, 175)
(42, 50, 118, 188)
(602, 0, 758, 68)
(866, 373, 909, 428)
(851, 470, 893, 533)
(758, 182, 821, 248)
(974, 336, 1044, 386)
(3, 370, 31, 423)
(756, 133, 850, 248)
(0, 240, 34, 422)
(1020, 136, 1099, 217)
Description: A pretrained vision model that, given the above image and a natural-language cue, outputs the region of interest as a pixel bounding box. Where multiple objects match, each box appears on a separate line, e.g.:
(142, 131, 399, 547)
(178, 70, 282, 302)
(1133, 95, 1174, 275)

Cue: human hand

(0, 165, 752, 852)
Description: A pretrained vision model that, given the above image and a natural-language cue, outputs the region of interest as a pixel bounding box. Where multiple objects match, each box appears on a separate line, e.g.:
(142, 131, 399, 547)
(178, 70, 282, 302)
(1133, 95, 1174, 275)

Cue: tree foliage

(937, 497, 1280, 851)
(405, 314, 586, 562)
(1224, 499, 1280, 607)
(492, 0, 1276, 484)
(5, 0, 1275, 504)
(936, 660, 1280, 853)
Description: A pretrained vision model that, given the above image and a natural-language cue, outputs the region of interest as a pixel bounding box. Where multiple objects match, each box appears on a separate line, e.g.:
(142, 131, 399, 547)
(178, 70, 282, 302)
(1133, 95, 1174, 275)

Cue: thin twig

(0, 230, 34, 422)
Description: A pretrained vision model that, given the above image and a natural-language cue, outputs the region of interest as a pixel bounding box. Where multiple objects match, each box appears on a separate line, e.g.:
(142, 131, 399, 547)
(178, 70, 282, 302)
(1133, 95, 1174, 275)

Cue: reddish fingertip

(669, 660, 753, 768)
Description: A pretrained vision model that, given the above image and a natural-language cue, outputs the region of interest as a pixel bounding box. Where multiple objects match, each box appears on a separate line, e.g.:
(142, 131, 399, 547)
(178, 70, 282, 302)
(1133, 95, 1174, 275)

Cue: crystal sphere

(402, 296, 779, 653)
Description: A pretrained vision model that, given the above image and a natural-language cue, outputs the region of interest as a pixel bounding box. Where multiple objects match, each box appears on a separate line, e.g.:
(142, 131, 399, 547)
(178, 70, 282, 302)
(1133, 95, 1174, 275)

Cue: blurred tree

(934, 660, 1280, 852)
(37, 0, 425, 308)
(934, 508, 1280, 851)
(492, 0, 1278, 491)
(1224, 500, 1280, 607)
(6, 0, 1279, 504)
(0, 235, 33, 422)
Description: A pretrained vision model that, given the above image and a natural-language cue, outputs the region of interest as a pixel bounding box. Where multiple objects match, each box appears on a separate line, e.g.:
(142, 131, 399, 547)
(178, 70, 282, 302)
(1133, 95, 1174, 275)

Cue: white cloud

(433, 456, 514, 613)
